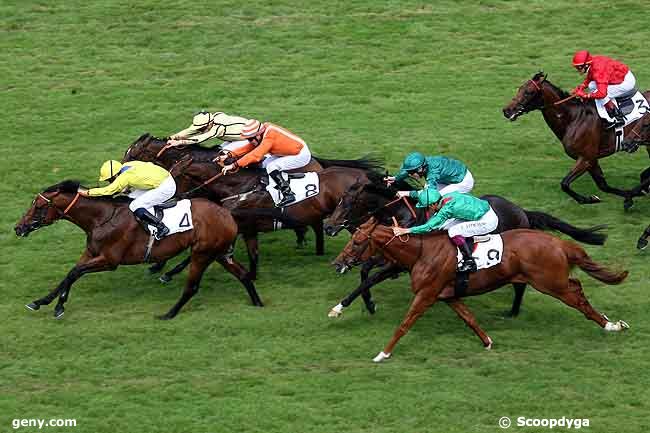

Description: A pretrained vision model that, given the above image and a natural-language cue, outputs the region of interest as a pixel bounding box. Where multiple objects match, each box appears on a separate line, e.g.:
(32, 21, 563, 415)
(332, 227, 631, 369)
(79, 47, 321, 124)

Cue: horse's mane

(133, 133, 221, 162)
(45, 180, 81, 193)
(43, 180, 131, 203)
(534, 71, 597, 114)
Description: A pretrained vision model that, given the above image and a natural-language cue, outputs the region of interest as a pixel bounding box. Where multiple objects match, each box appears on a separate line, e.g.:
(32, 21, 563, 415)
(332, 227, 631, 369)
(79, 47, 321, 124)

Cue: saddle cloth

(456, 234, 503, 270)
(595, 90, 649, 127)
(146, 199, 193, 236)
(266, 172, 320, 206)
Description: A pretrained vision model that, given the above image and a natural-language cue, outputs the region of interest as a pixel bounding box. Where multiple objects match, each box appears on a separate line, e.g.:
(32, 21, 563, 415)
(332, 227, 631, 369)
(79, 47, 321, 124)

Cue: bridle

(332, 192, 418, 233)
(30, 191, 81, 227)
(345, 219, 420, 266)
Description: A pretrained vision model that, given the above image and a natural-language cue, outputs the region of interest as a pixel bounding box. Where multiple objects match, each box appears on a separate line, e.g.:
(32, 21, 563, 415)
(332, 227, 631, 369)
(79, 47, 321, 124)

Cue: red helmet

(572, 50, 592, 67)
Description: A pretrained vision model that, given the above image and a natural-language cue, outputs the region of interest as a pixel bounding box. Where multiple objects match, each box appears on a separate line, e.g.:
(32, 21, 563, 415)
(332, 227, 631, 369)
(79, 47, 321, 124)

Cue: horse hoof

(624, 199, 634, 211)
(53, 308, 64, 319)
(328, 303, 344, 318)
(25, 302, 40, 311)
(589, 195, 601, 203)
(619, 320, 630, 330)
(485, 337, 493, 350)
(159, 275, 172, 284)
(372, 351, 391, 363)
(156, 313, 174, 320)
(637, 238, 648, 250)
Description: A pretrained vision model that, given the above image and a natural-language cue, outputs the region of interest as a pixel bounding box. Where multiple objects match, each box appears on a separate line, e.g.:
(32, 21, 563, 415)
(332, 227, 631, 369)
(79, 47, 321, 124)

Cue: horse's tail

(524, 210, 607, 245)
(568, 245, 628, 285)
(313, 155, 384, 171)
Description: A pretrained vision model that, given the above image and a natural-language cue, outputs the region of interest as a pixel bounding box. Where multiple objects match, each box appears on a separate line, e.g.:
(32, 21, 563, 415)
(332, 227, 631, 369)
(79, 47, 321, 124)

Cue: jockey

(167, 111, 251, 151)
(85, 160, 176, 240)
(392, 189, 499, 273)
(571, 50, 636, 128)
(385, 152, 473, 199)
(218, 119, 312, 207)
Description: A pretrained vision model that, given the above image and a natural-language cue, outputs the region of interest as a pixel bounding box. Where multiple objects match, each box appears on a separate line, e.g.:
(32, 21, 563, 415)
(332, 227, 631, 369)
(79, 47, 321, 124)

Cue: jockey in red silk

(571, 50, 636, 128)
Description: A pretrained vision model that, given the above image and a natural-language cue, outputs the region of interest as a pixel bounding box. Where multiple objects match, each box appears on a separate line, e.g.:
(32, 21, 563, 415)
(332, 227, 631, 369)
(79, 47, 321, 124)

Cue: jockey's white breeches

(588, 71, 636, 107)
(437, 170, 475, 195)
(128, 176, 177, 211)
(262, 145, 312, 173)
(444, 207, 499, 238)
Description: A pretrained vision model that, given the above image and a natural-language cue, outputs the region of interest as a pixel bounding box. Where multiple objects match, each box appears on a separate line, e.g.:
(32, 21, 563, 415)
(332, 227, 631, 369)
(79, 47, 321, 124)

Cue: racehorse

(323, 181, 607, 318)
(14, 180, 263, 320)
(333, 218, 629, 361)
(123, 134, 382, 279)
(502, 72, 650, 209)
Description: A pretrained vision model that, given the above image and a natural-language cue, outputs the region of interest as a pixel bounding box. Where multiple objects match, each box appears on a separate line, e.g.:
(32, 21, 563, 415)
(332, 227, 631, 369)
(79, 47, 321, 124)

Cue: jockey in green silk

(392, 189, 499, 272)
(386, 152, 474, 199)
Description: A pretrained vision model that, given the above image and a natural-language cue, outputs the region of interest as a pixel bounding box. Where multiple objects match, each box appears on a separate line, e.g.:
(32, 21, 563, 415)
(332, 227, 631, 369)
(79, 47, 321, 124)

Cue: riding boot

(604, 100, 626, 129)
(134, 208, 169, 240)
(452, 235, 477, 273)
(269, 170, 296, 207)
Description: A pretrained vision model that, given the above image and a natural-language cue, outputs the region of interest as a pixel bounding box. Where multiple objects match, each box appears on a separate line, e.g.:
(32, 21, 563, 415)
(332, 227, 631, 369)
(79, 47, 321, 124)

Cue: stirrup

(457, 260, 477, 273)
(276, 194, 296, 207)
(155, 226, 170, 240)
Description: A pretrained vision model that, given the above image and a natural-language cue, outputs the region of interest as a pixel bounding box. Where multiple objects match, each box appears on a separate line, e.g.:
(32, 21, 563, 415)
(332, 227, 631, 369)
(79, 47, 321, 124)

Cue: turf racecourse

(2, 1, 650, 432)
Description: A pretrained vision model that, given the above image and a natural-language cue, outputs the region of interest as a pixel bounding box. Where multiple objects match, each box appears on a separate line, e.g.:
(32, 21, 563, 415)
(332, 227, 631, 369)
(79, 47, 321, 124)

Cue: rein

(554, 94, 577, 106)
(382, 195, 417, 219)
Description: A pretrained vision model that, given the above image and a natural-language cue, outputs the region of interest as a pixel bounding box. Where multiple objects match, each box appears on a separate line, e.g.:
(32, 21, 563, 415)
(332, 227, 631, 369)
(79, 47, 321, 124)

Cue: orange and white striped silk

(231, 123, 306, 168)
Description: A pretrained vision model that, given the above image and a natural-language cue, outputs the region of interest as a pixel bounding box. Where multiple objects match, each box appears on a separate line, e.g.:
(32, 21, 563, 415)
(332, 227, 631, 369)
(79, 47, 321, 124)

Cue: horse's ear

(542, 73, 547, 82)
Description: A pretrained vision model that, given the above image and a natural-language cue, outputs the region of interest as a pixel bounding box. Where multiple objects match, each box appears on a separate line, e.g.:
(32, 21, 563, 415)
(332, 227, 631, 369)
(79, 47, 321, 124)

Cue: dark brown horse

(503, 72, 650, 208)
(14, 180, 262, 320)
(323, 181, 607, 318)
(333, 218, 629, 361)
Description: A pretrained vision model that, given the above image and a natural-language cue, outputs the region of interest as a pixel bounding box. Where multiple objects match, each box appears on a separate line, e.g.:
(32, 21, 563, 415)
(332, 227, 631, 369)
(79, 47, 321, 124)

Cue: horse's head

(331, 217, 379, 274)
(502, 72, 548, 121)
(323, 180, 368, 236)
(15, 181, 81, 237)
(122, 133, 170, 164)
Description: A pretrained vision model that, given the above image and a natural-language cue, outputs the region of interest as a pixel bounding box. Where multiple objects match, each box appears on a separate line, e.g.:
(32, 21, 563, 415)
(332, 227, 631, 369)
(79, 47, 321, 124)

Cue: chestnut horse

(503, 72, 650, 209)
(323, 182, 607, 318)
(333, 218, 629, 362)
(14, 180, 263, 320)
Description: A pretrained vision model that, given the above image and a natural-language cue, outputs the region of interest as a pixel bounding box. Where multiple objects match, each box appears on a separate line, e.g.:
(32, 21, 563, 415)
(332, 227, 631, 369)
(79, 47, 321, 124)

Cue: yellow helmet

(99, 160, 123, 181)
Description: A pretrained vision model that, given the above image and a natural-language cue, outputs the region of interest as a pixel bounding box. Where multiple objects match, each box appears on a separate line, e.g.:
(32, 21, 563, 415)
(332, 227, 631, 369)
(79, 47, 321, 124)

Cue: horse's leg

(506, 283, 526, 318)
(445, 299, 493, 349)
(623, 172, 650, 211)
(532, 277, 628, 331)
(159, 256, 191, 283)
(329, 263, 401, 317)
(587, 162, 634, 209)
(373, 288, 439, 362)
(243, 233, 259, 280)
(148, 260, 167, 274)
(637, 224, 650, 250)
(27, 252, 113, 319)
(560, 158, 601, 204)
(313, 220, 325, 256)
(157, 253, 213, 320)
(215, 256, 264, 307)
(294, 227, 307, 249)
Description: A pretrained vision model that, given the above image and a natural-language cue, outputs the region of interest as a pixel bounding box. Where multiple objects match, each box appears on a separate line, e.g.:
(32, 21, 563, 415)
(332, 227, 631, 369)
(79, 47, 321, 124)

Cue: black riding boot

(457, 238, 477, 273)
(134, 208, 169, 240)
(605, 102, 626, 129)
(269, 170, 296, 207)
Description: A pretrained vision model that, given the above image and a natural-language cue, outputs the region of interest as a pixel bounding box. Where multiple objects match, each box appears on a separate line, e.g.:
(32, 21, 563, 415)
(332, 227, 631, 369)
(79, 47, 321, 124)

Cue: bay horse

(14, 180, 263, 320)
(502, 72, 650, 208)
(323, 181, 607, 318)
(333, 218, 629, 361)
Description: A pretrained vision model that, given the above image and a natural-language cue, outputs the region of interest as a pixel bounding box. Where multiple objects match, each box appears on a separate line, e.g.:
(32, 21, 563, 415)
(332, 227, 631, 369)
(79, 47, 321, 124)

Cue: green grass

(2, 1, 650, 432)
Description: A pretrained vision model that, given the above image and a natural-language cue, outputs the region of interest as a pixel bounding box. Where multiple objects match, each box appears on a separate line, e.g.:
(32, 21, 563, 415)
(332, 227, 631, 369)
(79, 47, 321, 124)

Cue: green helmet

(401, 152, 426, 172)
(415, 188, 441, 208)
